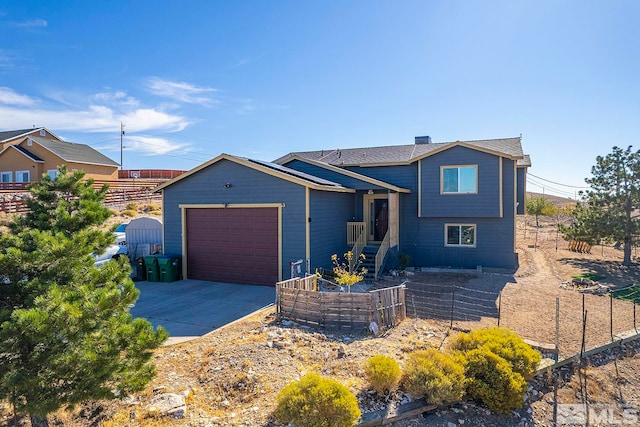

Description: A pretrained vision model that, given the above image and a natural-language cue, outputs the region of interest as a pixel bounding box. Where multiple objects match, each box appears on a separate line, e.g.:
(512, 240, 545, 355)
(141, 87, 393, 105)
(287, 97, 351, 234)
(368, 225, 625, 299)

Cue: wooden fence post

(497, 291, 502, 327)
(555, 297, 560, 362)
(449, 285, 456, 329)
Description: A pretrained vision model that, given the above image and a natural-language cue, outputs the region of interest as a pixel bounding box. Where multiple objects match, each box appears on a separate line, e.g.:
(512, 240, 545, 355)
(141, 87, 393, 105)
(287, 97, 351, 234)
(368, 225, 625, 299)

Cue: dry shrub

(462, 348, 527, 414)
(122, 209, 138, 217)
(363, 355, 401, 395)
(126, 202, 139, 211)
(401, 349, 466, 405)
(447, 327, 541, 380)
(274, 372, 361, 427)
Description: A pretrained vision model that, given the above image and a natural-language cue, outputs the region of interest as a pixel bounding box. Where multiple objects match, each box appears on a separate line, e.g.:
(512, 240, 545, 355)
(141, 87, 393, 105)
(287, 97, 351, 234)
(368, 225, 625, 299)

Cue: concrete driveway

(130, 279, 275, 344)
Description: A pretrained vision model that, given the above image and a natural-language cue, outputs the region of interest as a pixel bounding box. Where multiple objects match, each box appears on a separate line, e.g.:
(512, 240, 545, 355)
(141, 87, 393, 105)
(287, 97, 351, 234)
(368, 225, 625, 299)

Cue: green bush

(274, 372, 361, 427)
(462, 348, 527, 414)
(447, 327, 541, 379)
(401, 349, 466, 405)
(364, 355, 402, 395)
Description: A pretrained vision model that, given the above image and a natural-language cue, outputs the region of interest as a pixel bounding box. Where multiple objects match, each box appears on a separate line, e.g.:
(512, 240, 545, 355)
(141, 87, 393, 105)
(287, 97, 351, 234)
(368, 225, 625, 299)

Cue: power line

(528, 172, 590, 189)
(527, 177, 577, 198)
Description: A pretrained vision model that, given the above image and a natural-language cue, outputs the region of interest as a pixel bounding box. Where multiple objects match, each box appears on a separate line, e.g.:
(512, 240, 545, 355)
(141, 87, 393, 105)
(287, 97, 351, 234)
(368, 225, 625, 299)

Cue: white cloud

(10, 18, 47, 28)
(122, 135, 187, 156)
(0, 87, 36, 106)
(145, 77, 217, 106)
(93, 90, 139, 107)
(0, 104, 189, 133)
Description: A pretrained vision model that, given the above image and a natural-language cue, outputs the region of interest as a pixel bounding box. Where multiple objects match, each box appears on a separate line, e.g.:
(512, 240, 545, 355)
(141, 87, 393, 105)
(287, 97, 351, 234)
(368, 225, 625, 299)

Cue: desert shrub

(121, 209, 137, 217)
(462, 348, 527, 413)
(125, 202, 139, 210)
(274, 372, 361, 427)
(448, 327, 541, 379)
(364, 355, 402, 395)
(149, 210, 162, 216)
(401, 349, 466, 405)
(144, 202, 161, 212)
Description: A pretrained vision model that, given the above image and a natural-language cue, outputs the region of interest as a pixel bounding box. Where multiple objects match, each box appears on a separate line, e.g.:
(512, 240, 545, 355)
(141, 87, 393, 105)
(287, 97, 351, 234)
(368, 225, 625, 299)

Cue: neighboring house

(156, 136, 530, 286)
(0, 128, 119, 184)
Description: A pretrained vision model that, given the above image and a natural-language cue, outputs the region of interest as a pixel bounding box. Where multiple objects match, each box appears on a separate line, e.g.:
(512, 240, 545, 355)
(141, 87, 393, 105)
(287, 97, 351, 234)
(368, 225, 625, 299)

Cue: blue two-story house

(156, 136, 530, 286)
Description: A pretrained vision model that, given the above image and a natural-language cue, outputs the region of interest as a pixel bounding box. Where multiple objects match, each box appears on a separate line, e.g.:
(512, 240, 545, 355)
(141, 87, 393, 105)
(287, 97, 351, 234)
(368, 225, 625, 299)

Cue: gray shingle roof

(517, 154, 531, 167)
(0, 128, 41, 142)
(27, 136, 119, 167)
(274, 137, 525, 166)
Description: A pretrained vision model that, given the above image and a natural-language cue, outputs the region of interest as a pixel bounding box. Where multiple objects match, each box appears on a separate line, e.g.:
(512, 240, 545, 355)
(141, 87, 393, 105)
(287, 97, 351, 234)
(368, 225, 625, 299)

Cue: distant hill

(526, 192, 577, 207)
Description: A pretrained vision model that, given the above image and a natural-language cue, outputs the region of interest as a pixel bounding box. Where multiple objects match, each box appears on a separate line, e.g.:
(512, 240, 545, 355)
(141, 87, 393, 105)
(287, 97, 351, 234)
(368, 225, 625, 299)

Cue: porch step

(361, 245, 379, 281)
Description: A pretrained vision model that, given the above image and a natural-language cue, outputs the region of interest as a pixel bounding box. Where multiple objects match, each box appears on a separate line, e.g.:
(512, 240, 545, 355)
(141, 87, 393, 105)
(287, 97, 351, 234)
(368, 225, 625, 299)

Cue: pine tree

(0, 166, 168, 426)
(563, 146, 640, 265)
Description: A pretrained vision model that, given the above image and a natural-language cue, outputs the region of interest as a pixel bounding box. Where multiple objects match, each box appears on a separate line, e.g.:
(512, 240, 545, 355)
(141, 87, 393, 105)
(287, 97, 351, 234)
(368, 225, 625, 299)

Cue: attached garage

(156, 154, 355, 287)
(184, 206, 279, 286)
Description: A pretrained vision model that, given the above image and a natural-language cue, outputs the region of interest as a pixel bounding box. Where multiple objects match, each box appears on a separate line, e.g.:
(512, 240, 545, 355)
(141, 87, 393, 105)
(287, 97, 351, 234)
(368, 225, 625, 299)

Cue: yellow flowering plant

(331, 251, 367, 291)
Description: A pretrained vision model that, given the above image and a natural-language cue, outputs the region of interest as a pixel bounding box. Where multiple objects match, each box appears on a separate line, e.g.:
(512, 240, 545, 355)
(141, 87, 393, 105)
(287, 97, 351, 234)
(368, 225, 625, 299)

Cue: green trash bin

(158, 255, 180, 282)
(144, 256, 160, 282)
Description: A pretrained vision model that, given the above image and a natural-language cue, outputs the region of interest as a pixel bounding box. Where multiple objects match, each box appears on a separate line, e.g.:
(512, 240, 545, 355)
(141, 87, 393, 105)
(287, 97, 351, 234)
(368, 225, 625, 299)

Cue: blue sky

(1, 1, 638, 198)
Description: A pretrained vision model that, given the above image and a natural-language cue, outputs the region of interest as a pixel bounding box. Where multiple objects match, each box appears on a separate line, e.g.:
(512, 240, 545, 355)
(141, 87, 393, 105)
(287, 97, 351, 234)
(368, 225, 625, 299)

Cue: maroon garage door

(185, 207, 278, 286)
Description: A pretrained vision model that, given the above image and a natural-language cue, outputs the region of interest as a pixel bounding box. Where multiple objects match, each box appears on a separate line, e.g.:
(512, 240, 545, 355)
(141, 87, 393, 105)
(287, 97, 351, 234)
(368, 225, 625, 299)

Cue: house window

(445, 224, 476, 247)
(47, 169, 59, 180)
(442, 165, 477, 193)
(1, 171, 12, 182)
(15, 170, 30, 183)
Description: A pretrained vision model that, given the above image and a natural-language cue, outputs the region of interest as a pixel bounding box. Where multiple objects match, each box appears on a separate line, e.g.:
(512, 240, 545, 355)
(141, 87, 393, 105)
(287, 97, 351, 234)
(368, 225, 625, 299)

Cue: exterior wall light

(224, 183, 232, 188)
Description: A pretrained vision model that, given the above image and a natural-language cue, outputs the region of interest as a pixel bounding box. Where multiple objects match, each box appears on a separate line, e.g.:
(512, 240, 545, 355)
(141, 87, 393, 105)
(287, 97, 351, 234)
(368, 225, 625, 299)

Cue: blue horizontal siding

(516, 167, 526, 215)
(420, 146, 501, 218)
(398, 217, 516, 269)
(309, 190, 354, 272)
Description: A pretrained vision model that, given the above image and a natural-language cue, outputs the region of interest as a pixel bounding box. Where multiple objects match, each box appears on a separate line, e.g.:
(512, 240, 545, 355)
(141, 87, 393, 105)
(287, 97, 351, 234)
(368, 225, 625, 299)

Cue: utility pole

(120, 122, 125, 170)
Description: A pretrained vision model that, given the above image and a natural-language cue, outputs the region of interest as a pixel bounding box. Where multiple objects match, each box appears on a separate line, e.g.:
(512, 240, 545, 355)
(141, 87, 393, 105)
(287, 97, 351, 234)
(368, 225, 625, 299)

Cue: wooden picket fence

(276, 279, 406, 331)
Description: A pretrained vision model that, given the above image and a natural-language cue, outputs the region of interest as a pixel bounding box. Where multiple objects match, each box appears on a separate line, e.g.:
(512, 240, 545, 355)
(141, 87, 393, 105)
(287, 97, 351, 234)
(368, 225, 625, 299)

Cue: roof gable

(0, 127, 62, 143)
(23, 136, 119, 167)
(155, 154, 355, 193)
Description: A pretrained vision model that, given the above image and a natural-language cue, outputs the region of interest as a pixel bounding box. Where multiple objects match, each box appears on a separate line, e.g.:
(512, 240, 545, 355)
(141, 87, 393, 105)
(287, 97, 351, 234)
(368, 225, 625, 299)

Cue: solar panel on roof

(248, 158, 343, 187)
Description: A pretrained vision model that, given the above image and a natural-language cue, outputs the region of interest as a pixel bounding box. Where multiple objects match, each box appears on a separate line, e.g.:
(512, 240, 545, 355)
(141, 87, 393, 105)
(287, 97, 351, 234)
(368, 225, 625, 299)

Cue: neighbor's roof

(0, 128, 43, 142)
(274, 137, 525, 167)
(155, 153, 355, 193)
(25, 136, 119, 167)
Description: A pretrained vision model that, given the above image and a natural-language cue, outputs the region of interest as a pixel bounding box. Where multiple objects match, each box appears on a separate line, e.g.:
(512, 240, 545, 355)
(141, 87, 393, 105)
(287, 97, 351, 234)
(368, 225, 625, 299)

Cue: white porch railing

(347, 222, 366, 246)
(374, 230, 390, 278)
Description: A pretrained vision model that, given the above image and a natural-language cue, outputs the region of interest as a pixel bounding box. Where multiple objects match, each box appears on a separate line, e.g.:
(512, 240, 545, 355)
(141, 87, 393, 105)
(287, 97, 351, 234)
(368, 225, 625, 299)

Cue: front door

(367, 197, 388, 242)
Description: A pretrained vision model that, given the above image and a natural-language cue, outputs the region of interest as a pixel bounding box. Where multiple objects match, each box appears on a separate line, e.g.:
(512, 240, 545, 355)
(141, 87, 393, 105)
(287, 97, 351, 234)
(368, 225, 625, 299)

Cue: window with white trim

(15, 170, 30, 183)
(1, 171, 12, 182)
(445, 224, 476, 247)
(47, 169, 59, 180)
(442, 165, 477, 193)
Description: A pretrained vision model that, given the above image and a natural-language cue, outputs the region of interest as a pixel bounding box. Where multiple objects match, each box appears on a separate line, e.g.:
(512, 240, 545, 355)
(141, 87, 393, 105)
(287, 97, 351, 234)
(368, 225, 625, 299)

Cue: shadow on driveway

(130, 279, 275, 344)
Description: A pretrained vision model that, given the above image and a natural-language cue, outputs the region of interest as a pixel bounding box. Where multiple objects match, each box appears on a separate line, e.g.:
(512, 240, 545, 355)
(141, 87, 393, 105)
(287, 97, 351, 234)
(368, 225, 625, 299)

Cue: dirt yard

(1, 214, 640, 426)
